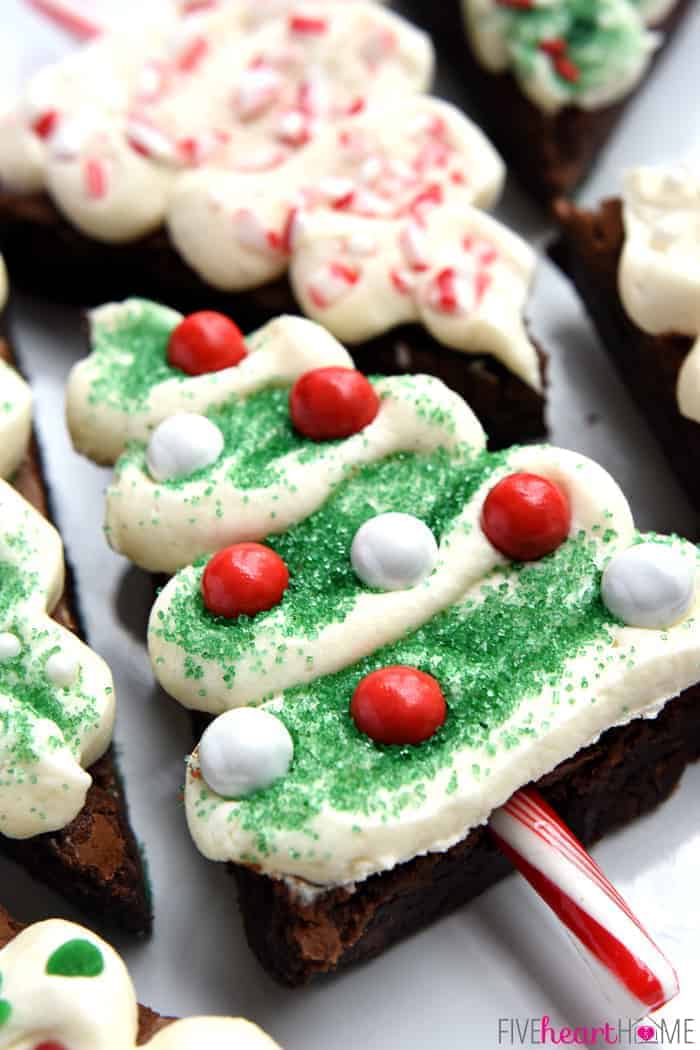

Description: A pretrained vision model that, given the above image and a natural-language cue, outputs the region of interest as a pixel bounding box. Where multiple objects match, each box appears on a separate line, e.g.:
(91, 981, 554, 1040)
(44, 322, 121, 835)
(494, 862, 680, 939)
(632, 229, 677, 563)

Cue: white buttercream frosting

(619, 163, 700, 424)
(68, 303, 355, 464)
(290, 199, 540, 389)
(0, 918, 281, 1049)
(176, 442, 700, 887)
(0, 363, 32, 484)
(463, 0, 664, 115)
(0, 257, 33, 482)
(0, 481, 115, 838)
(116, 372, 482, 575)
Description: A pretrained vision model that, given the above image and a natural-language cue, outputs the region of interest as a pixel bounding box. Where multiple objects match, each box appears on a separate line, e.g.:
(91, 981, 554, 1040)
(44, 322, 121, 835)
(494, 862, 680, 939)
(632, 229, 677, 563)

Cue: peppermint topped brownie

(0, 3, 548, 442)
(0, 909, 280, 1048)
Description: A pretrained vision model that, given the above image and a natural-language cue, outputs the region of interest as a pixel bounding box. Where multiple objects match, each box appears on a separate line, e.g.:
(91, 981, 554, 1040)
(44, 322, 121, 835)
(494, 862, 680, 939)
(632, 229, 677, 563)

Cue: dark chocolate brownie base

(551, 197, 700, 508)
(0, 906, 171, 1040)
(0, 338, 152, 935)
(0, 201, 547, 449)
(401, 0, 691, 204)
(232, 684, 700, 986)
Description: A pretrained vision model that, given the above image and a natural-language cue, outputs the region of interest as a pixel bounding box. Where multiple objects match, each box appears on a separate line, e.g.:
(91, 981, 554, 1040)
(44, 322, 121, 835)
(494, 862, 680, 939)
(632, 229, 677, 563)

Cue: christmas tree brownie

(0, 309, 150, 933)
(0, 906, 280, 1047)
(66, 297, 700, 981)
(0, 2, 547, 441)
(553, 163, 700, 508)
(403, 0, 691, 202)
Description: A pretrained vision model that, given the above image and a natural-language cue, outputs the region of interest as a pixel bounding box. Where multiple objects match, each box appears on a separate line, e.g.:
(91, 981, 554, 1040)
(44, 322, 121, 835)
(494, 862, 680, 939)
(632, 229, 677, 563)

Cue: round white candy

(199, 707, 294, 799)
(46, 650, 79, 688)
(601, 543, 696, 629)
(0, 633, 21, 662)
(146, 413, 224, 483)
(351, 513, 438, 591)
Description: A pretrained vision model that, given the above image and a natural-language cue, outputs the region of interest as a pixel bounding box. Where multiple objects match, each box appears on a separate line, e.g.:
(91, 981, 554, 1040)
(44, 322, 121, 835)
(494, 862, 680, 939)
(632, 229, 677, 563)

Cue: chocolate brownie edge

(550, 197, 700, 508)
(0, 338, 152, 936)
(231, 685, 700, 986)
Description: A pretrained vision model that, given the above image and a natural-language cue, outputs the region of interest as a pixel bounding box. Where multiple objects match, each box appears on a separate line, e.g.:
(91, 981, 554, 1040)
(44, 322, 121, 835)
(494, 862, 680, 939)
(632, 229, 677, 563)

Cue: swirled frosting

(463, 0, 673, 114)
(68, 302, 485, 573)
(619, 163, 700, 424)
(0, 918, 280, 1049)
(0, 481, 115, 838)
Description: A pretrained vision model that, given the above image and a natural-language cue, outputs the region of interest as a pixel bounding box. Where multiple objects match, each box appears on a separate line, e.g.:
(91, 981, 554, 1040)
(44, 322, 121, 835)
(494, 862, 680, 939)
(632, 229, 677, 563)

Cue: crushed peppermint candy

(308, 261, 360, 308)
(83, 157, 108, 199)
(288, 12, 329, 36)
(235, 66, 283, 120)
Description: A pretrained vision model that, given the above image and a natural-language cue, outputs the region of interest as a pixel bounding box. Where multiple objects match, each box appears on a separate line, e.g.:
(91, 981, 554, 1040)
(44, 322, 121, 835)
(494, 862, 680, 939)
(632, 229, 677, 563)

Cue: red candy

(290, 367, 379, 441)
(202, 543, 289, 619)
(351, 666, 446, 746)
(167, 311, 247, 376)
(481, 472, 570, 561)
(34, 1044, 67, 1050)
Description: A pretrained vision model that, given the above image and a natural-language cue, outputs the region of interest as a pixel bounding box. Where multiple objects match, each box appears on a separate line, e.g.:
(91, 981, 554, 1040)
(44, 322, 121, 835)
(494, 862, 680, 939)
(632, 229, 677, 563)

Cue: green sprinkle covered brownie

(553, 162, 700, 509)
(0, 2, 548, 442)
(0, 906, 281, 1048)
(403, 0, 691, 202)
(67, 302, 700, 982)
(0, 320, 150, 933)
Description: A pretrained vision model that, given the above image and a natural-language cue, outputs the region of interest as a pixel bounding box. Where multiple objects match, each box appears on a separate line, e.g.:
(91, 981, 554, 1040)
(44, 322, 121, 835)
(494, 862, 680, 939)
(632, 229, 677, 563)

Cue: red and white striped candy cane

(26, 0, 106, 38)
(490, 787, 679, 1018)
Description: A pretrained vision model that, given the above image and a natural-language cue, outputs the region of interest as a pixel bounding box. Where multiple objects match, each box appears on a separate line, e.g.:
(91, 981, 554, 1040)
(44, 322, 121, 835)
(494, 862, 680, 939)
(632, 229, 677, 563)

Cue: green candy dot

(0, 999, 11, 1025)
(46, 938, 104, 978)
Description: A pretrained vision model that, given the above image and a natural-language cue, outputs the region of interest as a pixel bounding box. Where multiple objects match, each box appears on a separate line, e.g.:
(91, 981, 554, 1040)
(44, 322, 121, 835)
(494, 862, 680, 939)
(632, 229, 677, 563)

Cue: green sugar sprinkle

(87, 299, 187, 412)
(0, 559, 99, 772)
(154, 445, 507, 673)
(115, 371, 462, 496)
(196, 534, 619, 857)
(117, 385, 341, 492)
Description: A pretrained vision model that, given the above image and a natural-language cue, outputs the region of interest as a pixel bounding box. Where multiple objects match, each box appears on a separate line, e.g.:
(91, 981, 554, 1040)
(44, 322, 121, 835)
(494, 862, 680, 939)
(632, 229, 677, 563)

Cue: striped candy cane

(26, 0, 107, 38)
(490, 788, 679, 1018)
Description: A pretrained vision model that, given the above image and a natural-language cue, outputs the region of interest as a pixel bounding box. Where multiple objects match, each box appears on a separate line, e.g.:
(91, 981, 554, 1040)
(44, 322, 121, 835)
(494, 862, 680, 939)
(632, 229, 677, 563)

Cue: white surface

(1, 2, 700, 1047)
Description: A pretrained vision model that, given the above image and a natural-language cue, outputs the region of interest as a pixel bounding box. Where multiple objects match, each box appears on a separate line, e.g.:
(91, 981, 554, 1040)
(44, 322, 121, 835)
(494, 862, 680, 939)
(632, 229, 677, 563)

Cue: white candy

(0, 633, 21, 662)
(351, 513, 438, 591)
(146, 413, 224, 483)
(199, 707, 294, 799)
(46, 650, 79, 688)
(601, 543, 696, 630)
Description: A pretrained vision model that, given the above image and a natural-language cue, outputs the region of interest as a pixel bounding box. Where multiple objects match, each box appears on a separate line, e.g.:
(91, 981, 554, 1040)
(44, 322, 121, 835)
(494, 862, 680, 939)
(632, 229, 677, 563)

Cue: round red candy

(289, 367, 379, 441)
(351, 666, 446, 746)
(34, 1044, 67, 1050)
(481, 472, 570, 561)
(167, 311, 247, 375)
(202, 543, 289, 619)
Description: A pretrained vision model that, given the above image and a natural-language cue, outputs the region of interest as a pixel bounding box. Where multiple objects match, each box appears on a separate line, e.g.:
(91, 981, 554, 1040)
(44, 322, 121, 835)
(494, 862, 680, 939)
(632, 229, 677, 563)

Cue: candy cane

(26, 0, 106, 39)
(489, 788, 679, 1019)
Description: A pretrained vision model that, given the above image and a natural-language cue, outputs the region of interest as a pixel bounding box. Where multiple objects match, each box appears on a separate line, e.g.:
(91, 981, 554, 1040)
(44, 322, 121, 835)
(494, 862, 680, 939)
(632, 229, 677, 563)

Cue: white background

(1, 2, 700, 1047)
